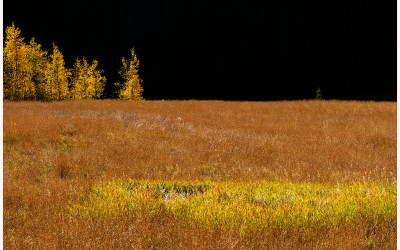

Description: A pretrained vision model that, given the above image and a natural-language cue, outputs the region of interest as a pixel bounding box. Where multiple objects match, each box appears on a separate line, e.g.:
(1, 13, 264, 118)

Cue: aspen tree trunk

(57, 68, 60, 100)
(13, 43, 18, 100)
(131, 81, 133, 99)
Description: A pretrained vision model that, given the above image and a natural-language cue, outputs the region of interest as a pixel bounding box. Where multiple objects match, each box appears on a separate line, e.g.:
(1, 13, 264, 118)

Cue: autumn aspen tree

(71, 57, 106, 99)
(27, 37, 49, 100)
(116, 48, 144, 100)
(45, 43, 71, 100)
(87, 59, 106, 99)
(3, 23, 35, 100)
(71, 58, 85, 99)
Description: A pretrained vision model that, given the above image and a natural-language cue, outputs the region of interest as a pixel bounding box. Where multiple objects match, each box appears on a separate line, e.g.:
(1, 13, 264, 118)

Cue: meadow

(3, 100, 397, 249)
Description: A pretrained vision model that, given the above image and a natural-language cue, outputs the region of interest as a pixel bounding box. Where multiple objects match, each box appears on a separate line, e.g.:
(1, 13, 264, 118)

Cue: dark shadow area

(4, 0, 396, 101)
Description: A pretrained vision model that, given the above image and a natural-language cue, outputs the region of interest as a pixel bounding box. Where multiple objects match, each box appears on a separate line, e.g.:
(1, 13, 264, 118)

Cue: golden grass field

(3, 100, 397, 249)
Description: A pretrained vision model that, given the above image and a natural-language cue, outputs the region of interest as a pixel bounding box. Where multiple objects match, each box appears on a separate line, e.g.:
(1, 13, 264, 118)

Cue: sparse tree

(115, 48, 144, 100)
(316, 87, 323, 100)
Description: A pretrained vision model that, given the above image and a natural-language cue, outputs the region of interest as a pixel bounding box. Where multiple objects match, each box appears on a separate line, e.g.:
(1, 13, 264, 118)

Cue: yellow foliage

(3, 23, 35, 100)
(71, 57, 106, 99)
(44, 43, 71, 100)
(116, 48, 144, 100)
(3, 24, 143, 102)
(26, 37, 49, 100)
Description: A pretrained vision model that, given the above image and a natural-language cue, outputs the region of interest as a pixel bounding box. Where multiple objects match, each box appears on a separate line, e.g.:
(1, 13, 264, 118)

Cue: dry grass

(3, 100, 397, 249)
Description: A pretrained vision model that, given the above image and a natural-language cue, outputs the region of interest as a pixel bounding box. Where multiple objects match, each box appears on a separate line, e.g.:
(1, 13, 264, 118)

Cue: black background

(4, 0, 397, 100)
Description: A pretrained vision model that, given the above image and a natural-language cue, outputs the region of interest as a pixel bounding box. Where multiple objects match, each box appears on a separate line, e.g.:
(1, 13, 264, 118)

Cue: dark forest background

(4, 0, 397, 101)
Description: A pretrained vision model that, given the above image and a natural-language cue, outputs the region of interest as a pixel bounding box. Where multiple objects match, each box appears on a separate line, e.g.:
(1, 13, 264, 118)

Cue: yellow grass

(3, 100, 397, 248)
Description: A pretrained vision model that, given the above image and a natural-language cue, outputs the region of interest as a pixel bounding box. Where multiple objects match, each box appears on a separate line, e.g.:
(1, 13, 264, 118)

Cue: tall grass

(4, 100, 397, 248)
(69, 179, 396, 236)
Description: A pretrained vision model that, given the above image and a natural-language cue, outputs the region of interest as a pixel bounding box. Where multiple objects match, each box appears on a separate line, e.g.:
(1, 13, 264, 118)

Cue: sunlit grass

(69, 179, 396, 236)
(4, 100, 396, 248)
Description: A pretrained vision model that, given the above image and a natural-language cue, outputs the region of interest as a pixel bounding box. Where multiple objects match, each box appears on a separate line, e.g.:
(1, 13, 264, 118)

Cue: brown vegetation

(4, 100, 397, 248)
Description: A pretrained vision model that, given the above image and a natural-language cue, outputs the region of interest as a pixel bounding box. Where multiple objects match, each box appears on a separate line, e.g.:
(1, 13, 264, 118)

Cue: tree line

(3, 23, 144, 101)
